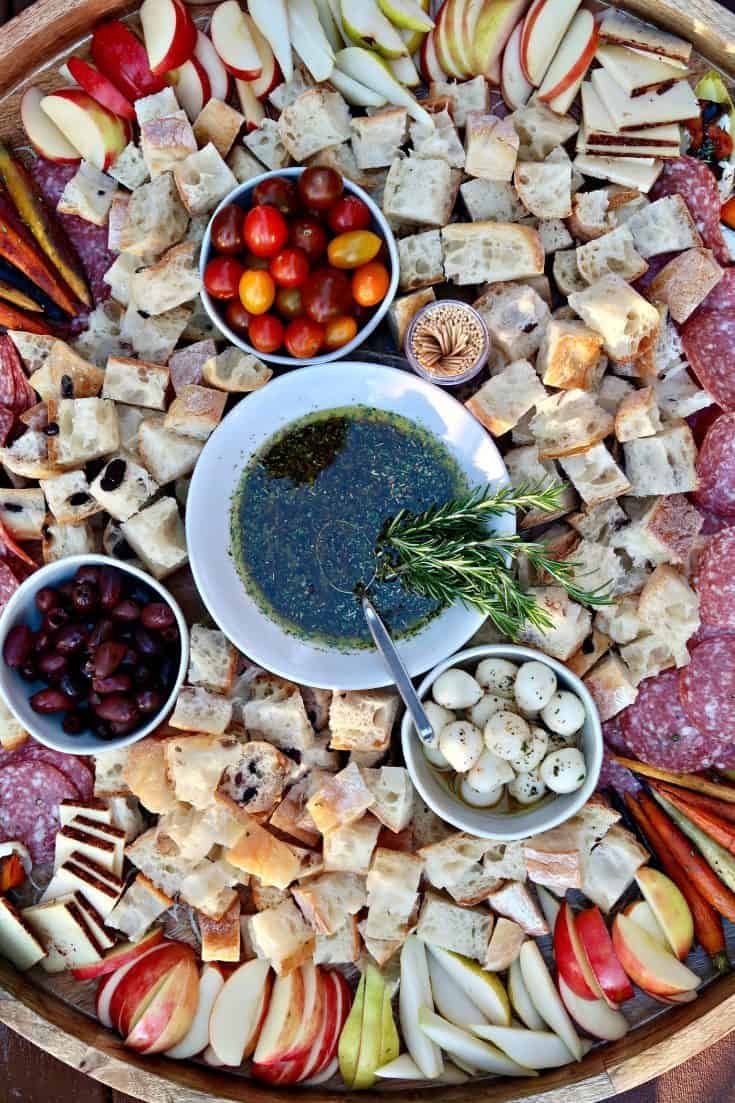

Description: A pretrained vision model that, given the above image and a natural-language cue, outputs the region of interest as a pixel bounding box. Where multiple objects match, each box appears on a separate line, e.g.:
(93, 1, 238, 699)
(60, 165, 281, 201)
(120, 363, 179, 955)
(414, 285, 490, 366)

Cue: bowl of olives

(0, 555, 189, 754)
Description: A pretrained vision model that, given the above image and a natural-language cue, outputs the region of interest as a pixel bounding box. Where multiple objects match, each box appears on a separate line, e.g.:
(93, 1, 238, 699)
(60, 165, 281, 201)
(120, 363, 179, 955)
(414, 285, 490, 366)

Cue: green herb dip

(230, 406, 467, 650)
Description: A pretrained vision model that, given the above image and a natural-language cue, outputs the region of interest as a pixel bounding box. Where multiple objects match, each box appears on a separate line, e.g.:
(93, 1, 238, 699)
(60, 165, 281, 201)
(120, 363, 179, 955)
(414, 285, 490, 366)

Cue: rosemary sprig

(374, 482, 612, 638)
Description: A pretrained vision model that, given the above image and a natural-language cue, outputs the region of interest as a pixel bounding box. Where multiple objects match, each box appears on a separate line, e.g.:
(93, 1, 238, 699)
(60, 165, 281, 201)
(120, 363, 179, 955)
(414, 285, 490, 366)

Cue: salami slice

(0, 760, 77, 863)
(597, 747, 641, 796)
(0, 336, 18, 409)
(695, 526, 735, 628)
(698, 268, 735, 315)
(682, 309, 735, 411)
(602, 716, 629, 754)
(619, 668, 725, 770)
(0, 560, 19, 610)
(650, 156, 730, 264)
(688, 403, 724, 447)
(699, 509, 731, 535)
(680, 637, 735, 744)
(694, 413, 735, 516)
(0, 405, 14, 446)
(0, 741, 93, 799)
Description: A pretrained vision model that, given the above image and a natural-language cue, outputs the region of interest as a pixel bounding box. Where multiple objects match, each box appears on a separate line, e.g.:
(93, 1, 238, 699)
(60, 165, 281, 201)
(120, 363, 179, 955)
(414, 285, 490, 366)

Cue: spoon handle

(361, 595, 435, 746)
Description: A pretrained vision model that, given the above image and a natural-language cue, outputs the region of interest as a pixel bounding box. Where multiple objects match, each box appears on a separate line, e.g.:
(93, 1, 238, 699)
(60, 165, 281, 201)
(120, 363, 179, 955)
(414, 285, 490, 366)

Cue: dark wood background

(2, 0, 735, 1096)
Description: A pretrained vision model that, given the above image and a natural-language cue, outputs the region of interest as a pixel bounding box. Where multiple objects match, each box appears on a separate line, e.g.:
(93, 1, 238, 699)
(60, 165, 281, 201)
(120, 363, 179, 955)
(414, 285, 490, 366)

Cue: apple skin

(91, 19, 168, 101)
(243, 13, 282, 100)
(66, 57, 136, 121)
(141, 0, 197, 77)
(473, 0, 529, 83)
(40, 89, 129, 171)
(194, 30, 231, 101)
(575, 907, 634, 1007)
(553, 902, 600, 1001)
(74, 927, 165, 981)
(300, 971, 339, 1082)
(111, 941, 195, 1037)
(279, 962, 324, 1064)
(612, 914, 700, 1000)
(537, 10, 598, 102)
(635, 867, 694, 962)
(124, 956, 200, 1055)
(420, 29, 446, 82)
(21, 87, 81, 164)
(253, 967, 306, 1066)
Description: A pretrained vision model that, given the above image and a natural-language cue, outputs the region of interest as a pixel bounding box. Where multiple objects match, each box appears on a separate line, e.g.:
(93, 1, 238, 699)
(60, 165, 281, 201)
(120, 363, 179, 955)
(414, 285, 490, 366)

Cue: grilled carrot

(655, 783, 735, 825)
(611, 756, 735, 803)
(625, 793, 729, 971)
(0, 299, 54, 334)
(0, 190, 79, 316)
(653, 785, 735, 851)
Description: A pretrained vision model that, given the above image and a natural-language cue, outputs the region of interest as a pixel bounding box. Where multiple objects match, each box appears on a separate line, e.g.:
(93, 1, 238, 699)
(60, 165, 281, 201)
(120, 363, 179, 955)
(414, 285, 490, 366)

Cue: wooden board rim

(1, 0, 735, 1098)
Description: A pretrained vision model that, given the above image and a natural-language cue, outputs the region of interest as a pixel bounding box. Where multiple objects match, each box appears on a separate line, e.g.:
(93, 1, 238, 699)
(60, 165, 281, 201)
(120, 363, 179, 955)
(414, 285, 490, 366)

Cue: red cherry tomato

(352, 261, 390, 307)
(239, 269, 276, 315)
(244, 204, 289, 258)
(297, 167, 343, 211)
(249, 313, 284, 353)
(324, 315, 358, 350)
(210, 204, 245, 254)
(328, 194, 372, 234)
(252, 176, 300, 216)
(204, 256, 244, 300)
(302, 267, 353, 324)
(327, 230, 382, 270)
(284, 317, 325, 359)
(225, 298, 251, 337)
(289, 218, 328, 263)
(275, 286, 305, 321)
(269, 247, 310, 289)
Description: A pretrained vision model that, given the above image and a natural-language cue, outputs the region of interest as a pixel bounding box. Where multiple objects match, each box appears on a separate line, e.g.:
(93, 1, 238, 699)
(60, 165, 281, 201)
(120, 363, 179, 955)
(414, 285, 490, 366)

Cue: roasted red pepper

(0, 851, 25, 892)
(722, 195, 735, 231)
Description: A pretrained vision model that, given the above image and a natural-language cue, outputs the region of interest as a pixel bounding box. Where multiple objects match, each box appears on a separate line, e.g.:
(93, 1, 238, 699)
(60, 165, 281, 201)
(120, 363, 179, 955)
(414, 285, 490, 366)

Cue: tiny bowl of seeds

(405, 300, 490, 387)
(0, 555, 189, 755)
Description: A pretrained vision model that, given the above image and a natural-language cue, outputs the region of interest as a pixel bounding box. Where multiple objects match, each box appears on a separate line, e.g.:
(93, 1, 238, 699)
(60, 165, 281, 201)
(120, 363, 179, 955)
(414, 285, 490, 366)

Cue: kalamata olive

(90, 714, 111, 738)
(120, 647, 139, 668)
(30, 687, 74, 713)
(94, 693, 139, 726)
(33, 630, 51, 654)
(159, 625, 180, 644)
(45, 608, 69, 631)
(159, 656, 176, 686)
(112, 600, 140, 622)
(136, 689, 163, 714)
(3, 625, 33, 669)
(88, 618, 114, 650)
(88, 690, 102, 709)
(62, 711, 85, 734)
(35, 587, 58, 614)
(129, 584, 152, 605)
(108, 717, 139, 736)
(99, 568, 123, 610)
(93, 673, 133, 694)
(75, 565, 100, 586)
(19, 661, 37, 682)
(135, 626, 161, 657)
(133, 664, 154, 688)
(37, 652, 68, 679)
(94, 641, 127, 678)
(58, 582, 75, 605)
(80, 657, 96, 679)
(72, 580, 98, 614)
(141, 602, 175, 630)
(55, 623, 87, 655)
(59, 671, 85, 700)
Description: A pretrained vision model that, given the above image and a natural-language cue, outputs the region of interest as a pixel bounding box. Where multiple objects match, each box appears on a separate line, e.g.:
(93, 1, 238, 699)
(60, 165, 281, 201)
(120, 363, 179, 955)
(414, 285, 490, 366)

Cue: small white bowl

(402, 644, 603, 841)
(0, 555, 189, 756)
(199, 167, 400, 367)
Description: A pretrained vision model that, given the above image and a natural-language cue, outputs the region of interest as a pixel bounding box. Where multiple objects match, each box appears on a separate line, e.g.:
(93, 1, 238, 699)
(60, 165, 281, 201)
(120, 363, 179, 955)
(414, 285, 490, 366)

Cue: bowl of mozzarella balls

(401, 644, 603, 840)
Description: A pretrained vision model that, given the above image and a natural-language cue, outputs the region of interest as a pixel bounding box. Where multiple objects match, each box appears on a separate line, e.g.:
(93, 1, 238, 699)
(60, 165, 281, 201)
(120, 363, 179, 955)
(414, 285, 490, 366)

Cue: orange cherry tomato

(327, 230, 382, 270)
(352, 260, 390, 307)
(239, 269, 276, 315)
(324, 315, 358, 350)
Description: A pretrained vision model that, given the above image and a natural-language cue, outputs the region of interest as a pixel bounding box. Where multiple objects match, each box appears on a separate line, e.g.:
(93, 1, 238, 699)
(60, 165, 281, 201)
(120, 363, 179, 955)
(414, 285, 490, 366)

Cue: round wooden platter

(2, 0, 735, 1098)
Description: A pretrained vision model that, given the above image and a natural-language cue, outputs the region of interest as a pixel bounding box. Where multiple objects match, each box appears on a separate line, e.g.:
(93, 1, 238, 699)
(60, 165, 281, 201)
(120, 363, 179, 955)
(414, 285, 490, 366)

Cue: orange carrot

(0, 851, 24, 891)
(656, 782, 735, 826)
(652, 785, 735, 852)
(611, 755, 735, 803)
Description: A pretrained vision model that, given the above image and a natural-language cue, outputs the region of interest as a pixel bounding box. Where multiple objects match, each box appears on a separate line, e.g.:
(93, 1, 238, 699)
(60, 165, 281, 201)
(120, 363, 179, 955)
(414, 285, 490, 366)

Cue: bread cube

(227, 144, 266, 184)
(622, 422, 698, 496)
(102, 356, 170, 410)
(187, 624, 238, 693)
(518, 586, 592, 661)
(416, 892, 492, 961)
(121, 496, 187, 579)
(193, 98, 245, 157)
(512, 102, 579, 160)
(107, 196, 130, 252)
(0, 430, 59, 480)
(278, 89, 351, 161)
(397, 229, 444, 292)
(638, 564, 699, 666)
(46, 397, 119, 466)
(429, 76, 489, 126)
(561, 538, 626, 596)
(42, 521, 99, 563)
(568, 628, 612, 679)
(138, 416, 203, 483)
(122, 303, 193, 364)
(410, 109, 465, 168)
(243, 674, 315, 752)
(164, 384, 226, 440)
(537, 218, 573, 254)
(505, 445, 575, 529)
(576, 225, 648, 284)
(168, 339, 215, 394)
(442, 222, 544, 285)
(329, 689, 400, 753)
(307, 142, 369, 187)
(0, 488, 45, 540)
(57, 161, 119, 226)
(383, 155, 458, 228)
(89, 454, 159, 521)
(387, 287, 436, 348)
(7, 331, 56, 374)
(103, 253, 141, 307)
(636, 494, 703, 565)
(39, 470, 98, 526)
(307, 762, 375, 834)
(553, 250, 587, 296)
(466, 359, 547, 438)
(464, 114, 518, 181)
(243, 118, 290, 170)
(201, 347, 272, 392)
(514, 162, 572, 219)
(135, 88, 179, 125)
(537, 319, 604, 390)
(45, 341, 104, 398)
(648, 248, 723, 324)
(614, 386, 662, 442)
(559, 443, 631, 506)
(362, 766, 414, 833)
(627, 194, 702, 258)
(248, 898, 315, 974)
(584, 653, 638, 721)
(173, 143, 238, 217)
(323, 815, 381, 874)
(473, 282, 550, 362)
(119, 173, 189, 258)
(569, 275, 660, 361)
(269, 67, 314, 111)
(129, 241, 202, 316)
(460, 178, 526, 222)
(108, 142, 149, 190)
(568, 189, 615, 241)
(351, 108, 407, 170)
(140, 109, 197, 178)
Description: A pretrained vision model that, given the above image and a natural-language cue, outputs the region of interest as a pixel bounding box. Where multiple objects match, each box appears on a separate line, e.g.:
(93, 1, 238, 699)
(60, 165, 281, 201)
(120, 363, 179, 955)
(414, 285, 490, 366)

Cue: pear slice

(249, 0, 294, 81)
(389, 53, 421, 86)
(354, 964, 385, 1089)
(338, 971, 365, 1088)
(335, 47, 434, 125)
(377, 0, 433, 32)
(508, 957, 545, 1032)
(341, 0, 409, 58)
(379, 982, 400, 1067)
(470, 1024, 586, 1069)
(399, 937, 443, 1079)
(427, 946, 511, 1026)
(287, 0, 335, 81)
(401, 0, 429, 54)
(314, 0, 344, 49)
(428, 953, 488, 1028)
(329, 67, 388, 105)
(418, 1008, 537, 1077)
(519, 941, 583, 1061)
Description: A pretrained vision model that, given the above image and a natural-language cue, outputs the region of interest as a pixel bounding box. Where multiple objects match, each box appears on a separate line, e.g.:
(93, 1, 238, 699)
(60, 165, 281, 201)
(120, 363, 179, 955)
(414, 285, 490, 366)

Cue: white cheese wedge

(578, 124, 680, 159)
(599, 9, 692, 65)
(66, 817, 126, 876)
(581, 83, 681, 146)
(54, 825, 120, 875)
(22, 894, 103, 974)
(73, 893, 116, 951)
(0, 897, 46, 970)
(573, 154, 663, 192)
(596, 44, 688, 95)
(41, 855, 124, 919)
(58, 799, 113, 828)
(591, 70, 698, 130)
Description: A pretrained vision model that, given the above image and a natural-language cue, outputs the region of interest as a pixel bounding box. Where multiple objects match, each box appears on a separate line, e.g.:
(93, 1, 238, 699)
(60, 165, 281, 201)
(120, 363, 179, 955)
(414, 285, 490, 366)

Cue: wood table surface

(2, 0, 735, 1097)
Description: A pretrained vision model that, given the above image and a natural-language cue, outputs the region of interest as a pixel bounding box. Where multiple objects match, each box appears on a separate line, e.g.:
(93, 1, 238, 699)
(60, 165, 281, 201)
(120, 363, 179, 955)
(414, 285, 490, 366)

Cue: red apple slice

(174, 56, 212, 120)
(66, 58, 136, 121)
(166, 964, 225, 1060)
(208, 958, 273, 1066)
(236, 79, 266, 131)
(319, 971, 351, 1074)
(611, 914, 700, 999)
(420, 29, 446, 82)
(501, 20, 533, 107)
(278, 961, 323, 1063)
(125, 956, 200, 1055)
(21, 87, 81, 164)
(194, 29, 231, 101)
(434, 0, 464, 78)
(576, 907, 634, 1007)
(140, 0, 197, 76)
(96, 959, 139, 1029)
(299, 972, 336, 1082)
(40, 89, 129, 171)
(520, 0, 582, 85)
(303, 1055, 339, 1085)
(642, 986, 698, 1006)
(73, 927, 165, 981)
(253, 967, 306, 1065)
(537, 8, 597, 103)
(553, 902, 604, 1002)
(473, 0, 528, 83)
(447, 0, 474, 77)
(112, 941, 195, 1037)
(558, 976, 629, 1041)
(91, 20, 168, 101)
(243, 14, 282, 100)
(211, 0, 263, 80)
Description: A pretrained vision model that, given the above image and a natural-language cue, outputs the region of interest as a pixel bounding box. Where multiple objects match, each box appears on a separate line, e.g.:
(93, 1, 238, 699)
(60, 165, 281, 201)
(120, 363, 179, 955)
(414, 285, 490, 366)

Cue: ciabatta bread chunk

(627, 194, 701, 258)
(418, 833, 488, 891)
(487, 880, 548, 937)
(227, 144, 266, 184)
(108, 195, 129, 253)
(598, 374, 635, 415)
(362, 766, 414, 833)
(164, 383, 226, 440)
(109, 142, 148, 190)
(244, 118, 290, 170)
(42, 520, 99, 564)
(635, 494, 703, 565)
(165, 734, 240, 807)
(187, 624, 238, 693)
(519, 586, 592, 661)
(130, 242, 201, 316)
(268, 770, 327, 847)
(121, 496, 188, 579)
(581, 824, 649, 914)
(464, 114, 518, 181)
(383, 155, 458, 228)
(134, 88, 179, 125)
(569, 275, 660, 360)
(397, 229, 444, 292)
(173, 143, 238, 217)
(278, 89, 351, 161)
(576, 225, 648, 284)
(168, 684, 232, 735)
(106, 874, 172, 941)
(568, 628, 612, 678)
(90, 454, 159, 521)
(442, 222, 544, 285)
(323, 814, 381, 874)
(57, 162, 119, 226)
(638, 563, 699, 665)
(460, 178, 526, 222)
(561, 537, 627, 596)
(530, 389, 613, 459)
(524, 796, 620, 893)
(416, 891, 492, 961)
(351, 108, 407, 169)
(192, 98, 245, 157)
(306, 762, 375, 834)
(202, 347, 272, 392)
(0, 488, 46, 539)
(477, 281, 550, 361)
(292, 872, 367, 939)
(619, 633, 676, 685)
(466, 359, 547, 437)
(46, 397, 119, 467)
(7, 331, 56, 374)
(538, 218, 573, 254)
(122, 302, 193, 363)
(199, 897, 241, 962)
(243, 674, 315, 752)
(140, 111, 198, 177)
(94, 747, 132, 798)
(623, 421, 698, 496)
(269, 67, 313, 111)
(179, 857, 240, 919)
(248, 898, 315, 974)
(218, 740, 291, 814)
(655, 362, 713, 420)
(514, 162, 572, 219)
(103, 253, 141, 307)
(227, 817, 302, 889)
(314, 914, 361, 965)
(537, 319, 604, 391)
(648, 248, 723, 324)
(72, 300, 128, 367)
(559, 443, 631, 506)
(45, 340, 105, 398)
(614, 386, 662, 442)
(138, 416, 203, 483)
(329, 689, 399, 753)
(387, 287, 436, 346)
(410, 109, 465, 168)
(168, 338, 215, 393)
(102, 355, 170, 410)
(429, 76, 489, 126)
(568, 190, 615, 241)
(584, 652, 639, 721)
(505, 445, 574, 528)
(553, 250, 587, 296)
(510, 102, 579, 160)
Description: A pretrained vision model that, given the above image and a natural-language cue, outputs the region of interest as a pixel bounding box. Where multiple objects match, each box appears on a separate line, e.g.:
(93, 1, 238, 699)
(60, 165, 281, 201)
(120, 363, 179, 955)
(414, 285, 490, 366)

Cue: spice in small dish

(405, 300, 489, 386)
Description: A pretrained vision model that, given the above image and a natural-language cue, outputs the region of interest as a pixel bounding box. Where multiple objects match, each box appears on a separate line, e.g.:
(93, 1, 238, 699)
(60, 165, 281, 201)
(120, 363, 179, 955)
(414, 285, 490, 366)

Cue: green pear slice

(314, 0, 344, 50)
(418, 1008, 537, 1077)
(329, 67, 388, 105)
(427, 953, 488, 1028)
(389, 53, 421, 86)
(353, 964, 385, 1089)
(377, 0, 433, 32)
(508, 957, 545, 1032)
(341, 0, 409, 57)
(335, 46, 434, 125)
(287, 0, 335, 82)
(470, 1024, 586, 1069)
(401, 0, 429, 54)
(427, 946, 511, 1026)
(399, 937, 443, 1078)
(338, 971, 365, 1088)
(378, 982, 400, 1068)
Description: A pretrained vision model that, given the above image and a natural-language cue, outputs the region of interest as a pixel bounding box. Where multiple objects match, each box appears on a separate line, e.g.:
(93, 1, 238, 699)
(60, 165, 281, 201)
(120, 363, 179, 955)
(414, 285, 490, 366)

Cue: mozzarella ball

(541, 690, 586, 736)
(475, 658, 518, 698)
(460, 777, 504, 808)
(423, 740, 452, 770)
(509, 768, 547, 806)
(467, 747, 515, 792)
(514, 661, 557, 713)
(484, 711, 531, 761)
(540, 747, 587, 794)
(470, 693, 514, 728)
(439, 721, 484, 772)
(422, 701, 455, 748)
(507, 724, 549, 774)
(433, 668, 483, 710)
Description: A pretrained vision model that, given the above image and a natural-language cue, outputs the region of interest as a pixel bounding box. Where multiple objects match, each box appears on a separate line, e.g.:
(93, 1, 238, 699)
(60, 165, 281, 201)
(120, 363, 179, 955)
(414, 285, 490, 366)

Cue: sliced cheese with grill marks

(573, 154, 663, 193)
(591, 69, 698, 130)
(599, 9, 691, 65)
(595, 44, 688, 95)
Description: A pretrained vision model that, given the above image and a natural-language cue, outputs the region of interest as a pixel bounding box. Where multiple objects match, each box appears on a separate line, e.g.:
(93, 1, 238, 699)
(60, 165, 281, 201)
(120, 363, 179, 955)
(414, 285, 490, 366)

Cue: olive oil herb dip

(230, 406, 467, 650)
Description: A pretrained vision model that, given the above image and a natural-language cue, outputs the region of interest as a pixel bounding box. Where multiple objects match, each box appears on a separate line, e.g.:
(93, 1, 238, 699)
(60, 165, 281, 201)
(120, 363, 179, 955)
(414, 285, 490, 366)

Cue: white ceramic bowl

(0, 555, 189, 755)
(402, 644, 603, 840)
(186, 362, 512, 689)
(199, 167, 400, 366)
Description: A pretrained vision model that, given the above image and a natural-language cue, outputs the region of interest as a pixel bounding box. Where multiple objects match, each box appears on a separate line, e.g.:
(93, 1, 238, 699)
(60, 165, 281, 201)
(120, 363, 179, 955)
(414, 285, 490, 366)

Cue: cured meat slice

(0, 406, 15, 446)
(680, 637, 735, 743)
(650, 155, 730, 264)
(597, 747, 641, 796)
(602, 716, 629, 754)
(699, 509, 731, 535)
(0, 336, 18, 409)
(695, 526, 735, 628)
(0, 741, 93, 800)
(0, 760, 77, 863)
(694, 413, 735, 516)
(682, 310, 735, 411)
(619, 668, 728, 770)
(698, 267, 735, 315)
(0, 560, 19, 610)
(687, 403, 723, 447)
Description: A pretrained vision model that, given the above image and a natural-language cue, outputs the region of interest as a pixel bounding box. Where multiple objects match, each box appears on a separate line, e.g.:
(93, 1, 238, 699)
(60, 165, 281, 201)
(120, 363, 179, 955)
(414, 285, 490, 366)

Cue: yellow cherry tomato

(352, 261, 390, 307)
(324, 314, 358, 350)
(327, 230, 382, 270)
(239, 268, 275, 315)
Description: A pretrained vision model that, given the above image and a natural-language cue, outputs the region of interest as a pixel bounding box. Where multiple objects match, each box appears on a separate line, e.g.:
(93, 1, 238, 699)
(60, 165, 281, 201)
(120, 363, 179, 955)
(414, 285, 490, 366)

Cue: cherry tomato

(244, 204, 289, 258)
(324, 315, 358, 350)
(239, 269, 276, 315)
(225, 298, 251, 338)
(302, 267, 353, 324)
(269, 247, 310, 289)
(204, 256, 244, 300)
(275, 286, 305, 321)
(327, 230, 382, 270)
(289, 217, 328, 263)
(284, 317, 325, 359)
(249, 313, 284, 354)
(210, 204, 245, 255)
(252, 176, 300, 216)
(297, 166, 343, 211)
(328, 194, 371, 234)
(352, 261, 390, 307)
